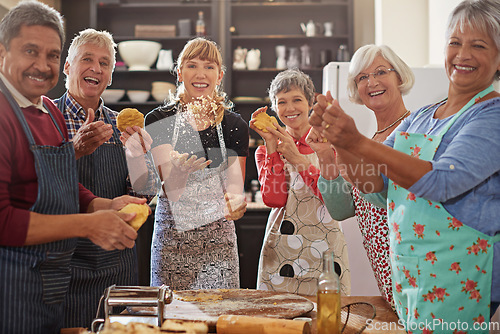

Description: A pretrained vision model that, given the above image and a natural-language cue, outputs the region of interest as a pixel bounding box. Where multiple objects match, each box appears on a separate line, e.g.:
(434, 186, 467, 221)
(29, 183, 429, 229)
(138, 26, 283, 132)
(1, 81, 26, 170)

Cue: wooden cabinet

(79, 0, 353, 116)
(224, 0, 353, 110)
(234, 208, 270, 289)
(60, 0, 353, 188)
(58, 0, 352, 288)
(87, 0, 221, 114)
(225, 0, 353, 98)
(223, 0, 353, 189)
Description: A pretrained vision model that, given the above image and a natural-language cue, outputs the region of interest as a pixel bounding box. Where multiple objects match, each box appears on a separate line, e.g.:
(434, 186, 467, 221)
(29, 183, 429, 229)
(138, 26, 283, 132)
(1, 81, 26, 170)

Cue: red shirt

(255, 130, 323, 208)
(0, 94, 96, 246)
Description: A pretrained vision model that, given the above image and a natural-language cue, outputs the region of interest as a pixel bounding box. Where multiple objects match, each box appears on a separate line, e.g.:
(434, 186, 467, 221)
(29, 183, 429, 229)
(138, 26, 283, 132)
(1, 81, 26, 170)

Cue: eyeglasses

(355, 68, 396, 85)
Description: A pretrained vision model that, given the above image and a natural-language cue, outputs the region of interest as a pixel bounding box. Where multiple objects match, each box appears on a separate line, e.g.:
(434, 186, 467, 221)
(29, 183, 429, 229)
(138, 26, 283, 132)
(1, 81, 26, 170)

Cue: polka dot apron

(257, 152, 351, 296)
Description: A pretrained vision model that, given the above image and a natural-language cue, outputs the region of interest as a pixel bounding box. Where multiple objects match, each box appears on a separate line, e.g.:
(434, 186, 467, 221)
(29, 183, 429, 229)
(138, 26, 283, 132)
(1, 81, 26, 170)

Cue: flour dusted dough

(253, 112, 278, 133)
(119, 203, 150, 231)
(117, 108, 144, 132)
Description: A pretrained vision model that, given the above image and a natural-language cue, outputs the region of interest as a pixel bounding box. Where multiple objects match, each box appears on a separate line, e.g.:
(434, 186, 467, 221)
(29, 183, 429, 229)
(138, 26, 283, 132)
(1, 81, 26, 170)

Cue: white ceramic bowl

(118, 40, 162, 71)
(101, 89, 125, 103)
(151, 90, 171, 103)
(152, 81, 176, 90)
(151, 81, 176, 102)
(127, 90, 150, 103)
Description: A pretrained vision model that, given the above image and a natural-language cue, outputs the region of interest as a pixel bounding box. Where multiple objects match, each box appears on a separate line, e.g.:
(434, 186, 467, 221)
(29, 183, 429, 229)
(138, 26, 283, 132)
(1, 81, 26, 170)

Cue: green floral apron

(388, 85, 500, 333)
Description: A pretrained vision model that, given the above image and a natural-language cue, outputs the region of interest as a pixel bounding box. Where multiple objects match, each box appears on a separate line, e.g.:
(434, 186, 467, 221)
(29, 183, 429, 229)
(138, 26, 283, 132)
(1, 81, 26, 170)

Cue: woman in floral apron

(145, 38, 249, 290)
(309, 1, 500, 332)
(251, 69, 350, 296)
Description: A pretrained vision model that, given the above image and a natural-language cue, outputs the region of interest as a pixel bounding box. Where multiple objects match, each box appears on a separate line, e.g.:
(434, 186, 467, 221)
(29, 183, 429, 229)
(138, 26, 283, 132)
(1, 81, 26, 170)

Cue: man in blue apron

(54, 28, 157, 328)
(0, 3, 143, 333)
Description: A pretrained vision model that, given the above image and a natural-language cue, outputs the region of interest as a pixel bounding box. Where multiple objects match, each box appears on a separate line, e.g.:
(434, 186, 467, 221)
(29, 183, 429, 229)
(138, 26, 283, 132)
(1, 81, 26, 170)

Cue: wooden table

(303, 295, 405, 334)
(61, 295, 405, 334)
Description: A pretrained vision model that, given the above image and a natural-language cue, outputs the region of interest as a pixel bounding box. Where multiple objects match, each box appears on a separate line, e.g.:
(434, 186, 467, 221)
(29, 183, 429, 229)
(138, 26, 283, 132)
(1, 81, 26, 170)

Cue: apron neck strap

(439, 85, 495, 135)
(0, 78, 64, 145)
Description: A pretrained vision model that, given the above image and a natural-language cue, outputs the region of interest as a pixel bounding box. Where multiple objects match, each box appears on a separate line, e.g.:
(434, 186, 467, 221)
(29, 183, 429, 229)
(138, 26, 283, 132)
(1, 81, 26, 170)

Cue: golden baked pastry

(117, 108, 144, 132)
(119, 203, 150, 231)
(161, 319, 208, 334)
(253, 112, 278, 133)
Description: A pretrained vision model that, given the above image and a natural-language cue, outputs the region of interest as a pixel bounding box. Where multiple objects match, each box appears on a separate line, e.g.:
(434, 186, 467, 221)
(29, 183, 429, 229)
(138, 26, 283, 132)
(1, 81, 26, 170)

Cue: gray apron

(57, 95, 138, 328)
(151, 111, 240, 289)
(0, 80, 79, 333)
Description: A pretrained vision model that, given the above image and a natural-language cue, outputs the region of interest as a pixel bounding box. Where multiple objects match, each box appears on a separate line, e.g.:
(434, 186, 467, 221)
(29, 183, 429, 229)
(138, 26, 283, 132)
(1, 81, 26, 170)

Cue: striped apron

(0, 80, 79, 333)
(57, 95, 138, 328)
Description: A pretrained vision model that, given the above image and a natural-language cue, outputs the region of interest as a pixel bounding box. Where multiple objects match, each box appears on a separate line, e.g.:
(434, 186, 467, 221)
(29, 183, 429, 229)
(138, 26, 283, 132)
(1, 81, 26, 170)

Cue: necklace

(374, 110, 410, 135)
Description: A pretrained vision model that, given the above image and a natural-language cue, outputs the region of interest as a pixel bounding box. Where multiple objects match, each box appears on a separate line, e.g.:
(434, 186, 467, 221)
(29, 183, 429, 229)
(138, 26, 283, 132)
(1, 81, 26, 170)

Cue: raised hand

(120, 125, 153, 158)
(73, 108, 113, 159)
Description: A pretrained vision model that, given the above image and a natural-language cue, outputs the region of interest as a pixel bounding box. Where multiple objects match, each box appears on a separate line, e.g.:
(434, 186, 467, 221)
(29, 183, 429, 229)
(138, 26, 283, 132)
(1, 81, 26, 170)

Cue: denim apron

(57, 95, 137, 328)
(0, 81, 79, 333)
(388, 85, 500, 333)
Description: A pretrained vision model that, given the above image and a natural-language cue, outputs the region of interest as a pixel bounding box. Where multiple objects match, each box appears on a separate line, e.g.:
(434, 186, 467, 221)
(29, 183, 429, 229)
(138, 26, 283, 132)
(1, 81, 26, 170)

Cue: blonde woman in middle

(250, 69, 350, 296)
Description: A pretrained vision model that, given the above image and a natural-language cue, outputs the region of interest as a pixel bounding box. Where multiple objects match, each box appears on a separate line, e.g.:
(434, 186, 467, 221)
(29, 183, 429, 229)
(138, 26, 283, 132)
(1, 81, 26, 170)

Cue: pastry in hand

(119, 203, 150, 231)
(117, 108, 144, 132)
(253, 111, 278, 133)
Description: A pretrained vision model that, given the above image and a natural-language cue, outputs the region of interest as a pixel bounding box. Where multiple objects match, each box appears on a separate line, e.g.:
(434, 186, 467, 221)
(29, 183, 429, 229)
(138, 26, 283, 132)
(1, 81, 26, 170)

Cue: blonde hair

(347, 44, 414, 105)
(174, 37, 231, 126)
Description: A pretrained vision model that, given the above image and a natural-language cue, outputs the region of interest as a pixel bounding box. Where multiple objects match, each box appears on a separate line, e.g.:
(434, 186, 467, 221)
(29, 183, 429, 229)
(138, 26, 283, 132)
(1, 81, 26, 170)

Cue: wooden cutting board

(160, 289, 314, 326)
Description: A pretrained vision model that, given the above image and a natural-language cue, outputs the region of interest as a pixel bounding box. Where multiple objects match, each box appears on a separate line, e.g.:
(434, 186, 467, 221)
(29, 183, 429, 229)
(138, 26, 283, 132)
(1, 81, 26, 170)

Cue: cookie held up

(117, 108, 144, 132)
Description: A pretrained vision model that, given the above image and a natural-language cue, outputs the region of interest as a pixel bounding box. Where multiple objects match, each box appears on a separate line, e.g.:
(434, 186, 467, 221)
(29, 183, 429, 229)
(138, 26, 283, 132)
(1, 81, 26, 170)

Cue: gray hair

(66, 28, 116, 67)
(446, 0, 500, 80)
(0, 0, 65, 50)
(268, 69, 315, 112)
(347, 44, 415, 105)
(65, 28, 116, 89)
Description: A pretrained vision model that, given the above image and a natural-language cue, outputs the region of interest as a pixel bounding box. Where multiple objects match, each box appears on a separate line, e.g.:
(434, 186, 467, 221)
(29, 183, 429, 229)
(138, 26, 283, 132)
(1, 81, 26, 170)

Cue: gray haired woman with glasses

(307, 44, 414, 309)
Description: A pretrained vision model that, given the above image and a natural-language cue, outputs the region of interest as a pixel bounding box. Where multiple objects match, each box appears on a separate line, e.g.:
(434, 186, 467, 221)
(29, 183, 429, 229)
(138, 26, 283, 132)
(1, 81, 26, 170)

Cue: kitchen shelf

(111, 36, 214, 42)
(232, 34, 349, 40)
(232, 67, 323, 72)
(225, 0, 353, 97)
(90, 0, 219, 40)
(74, 0, 353, 193)
(105, 101, 160, 106)
(95, 2, 212, 9)
(230, 1, 348, 7)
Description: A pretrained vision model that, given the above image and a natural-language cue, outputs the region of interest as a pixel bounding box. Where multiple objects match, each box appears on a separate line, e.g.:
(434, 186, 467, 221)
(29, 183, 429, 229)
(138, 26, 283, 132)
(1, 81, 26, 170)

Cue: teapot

(246, 48, 261, 71)
(156, 49, 174, 70)
(300, 20, 321, 37)
(233, 46, 248, 70)
(275, 45, 287, 70)
(323, 22, 334, 37)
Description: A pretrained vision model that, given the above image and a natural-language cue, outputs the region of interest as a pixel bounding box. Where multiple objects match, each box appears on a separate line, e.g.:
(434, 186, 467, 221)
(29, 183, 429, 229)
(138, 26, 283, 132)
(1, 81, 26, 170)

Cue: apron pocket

(40, 249, 73, 304)
(391, 253, 421, 323)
